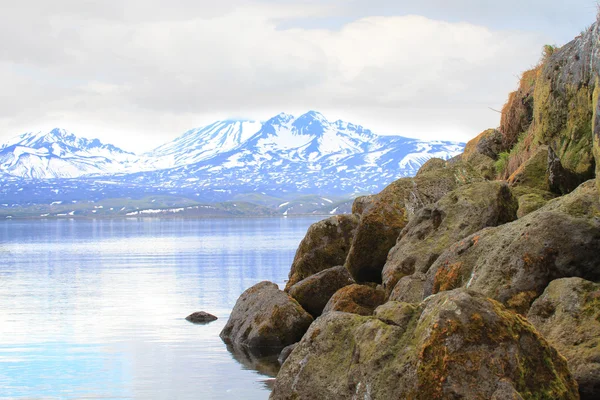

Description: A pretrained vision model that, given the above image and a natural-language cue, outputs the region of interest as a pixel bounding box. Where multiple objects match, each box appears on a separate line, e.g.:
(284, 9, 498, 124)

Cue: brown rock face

(345, 161, 483, 283)
(351, 195, 375, 215)
(285, 214, 359, 291)
(382, 181, 518, 295)
(423, 180, 600, 314)
(220, 281, 313, 351)
(270, 289, 579, 400)
(288, 265, 355, 317)
(528, 277, 600, 400)
(322, 284, 385, 316)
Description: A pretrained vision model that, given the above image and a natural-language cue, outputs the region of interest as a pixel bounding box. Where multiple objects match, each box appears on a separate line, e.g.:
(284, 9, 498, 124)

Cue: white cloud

(0, 1, 578, 151)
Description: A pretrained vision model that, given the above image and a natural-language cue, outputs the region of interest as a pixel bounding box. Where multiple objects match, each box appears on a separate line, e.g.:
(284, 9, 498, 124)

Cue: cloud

(0, 1, 590, 151)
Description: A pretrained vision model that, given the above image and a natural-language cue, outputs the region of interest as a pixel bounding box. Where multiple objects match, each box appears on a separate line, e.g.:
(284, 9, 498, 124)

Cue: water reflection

(0, 217, 322, 399)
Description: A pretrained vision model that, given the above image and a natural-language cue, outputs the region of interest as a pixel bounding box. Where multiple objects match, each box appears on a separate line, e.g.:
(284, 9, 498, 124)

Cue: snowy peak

(0, 128, 136, 179)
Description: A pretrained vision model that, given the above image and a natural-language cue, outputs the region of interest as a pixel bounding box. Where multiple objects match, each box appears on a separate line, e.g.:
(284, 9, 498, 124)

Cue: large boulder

(422, 180, 600, 314)
(288, 265, 355, 317)
(351, 195, 375, 215)
(220, 281, 313, 351)
(271, 289, 578, 399)
(528, 277, 600, 399)
(345, 161, 483, 283)
(285, 215, 359, 290)
(382, 181, 517, 294)
(322, 284, 385, 316)
(511, 186, 556, 218)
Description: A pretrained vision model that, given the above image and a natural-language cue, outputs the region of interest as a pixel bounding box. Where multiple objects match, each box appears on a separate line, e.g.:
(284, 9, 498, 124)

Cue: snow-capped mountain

(0, 112, 465, 204)
(0, 128, 136, 179)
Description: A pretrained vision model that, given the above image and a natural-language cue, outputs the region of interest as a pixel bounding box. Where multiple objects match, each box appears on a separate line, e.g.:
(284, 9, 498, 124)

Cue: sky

(0, 0, 598, 152)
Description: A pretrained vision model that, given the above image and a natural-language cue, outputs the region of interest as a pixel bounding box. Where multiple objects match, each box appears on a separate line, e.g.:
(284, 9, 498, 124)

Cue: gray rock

(220, 281, 313, 350)
(528, 277, 600, 400)
(423, 180, 600, 314)
(285, 215, 359, 290)
(382, 181, 517, 294)
(288, 265, 354, 317)
(185, 311, 218, 323)
(270, 289, 578, 399)
(322, 284, 385, 316)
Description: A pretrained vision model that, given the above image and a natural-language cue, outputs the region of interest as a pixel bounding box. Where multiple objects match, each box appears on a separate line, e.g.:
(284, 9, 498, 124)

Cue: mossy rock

(422, 180, 600, 314)
(528, 277, 600, 400)
(462, 129, 505, 179)
(220, 281, 313, 351)
(388, 273, 427, 304)
(322, 284, 385, 316)
(285, 214, 359, 290)
(345, 161, 484, 283)
(382, 181, 518, 295)
(511, 186, 557, 218)
(530, 23, 600, 181)
(270, 289, 579, 399)
(416, 157, 447, 175)
(507, 145, 550, 191)
(351, 195, 375, 215)
(500, 66, 539, 148)
(288, 265, 354, 317)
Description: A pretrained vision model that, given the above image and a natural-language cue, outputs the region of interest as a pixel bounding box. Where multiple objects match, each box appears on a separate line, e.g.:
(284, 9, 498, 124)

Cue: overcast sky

(1, 1, 598, 152)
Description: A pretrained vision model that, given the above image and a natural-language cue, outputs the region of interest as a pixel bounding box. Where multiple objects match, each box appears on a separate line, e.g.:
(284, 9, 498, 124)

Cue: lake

(0, 217, 323, 399)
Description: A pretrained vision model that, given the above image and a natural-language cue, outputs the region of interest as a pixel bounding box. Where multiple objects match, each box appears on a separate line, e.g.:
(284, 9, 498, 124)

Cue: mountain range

(0, 111, 464, 213)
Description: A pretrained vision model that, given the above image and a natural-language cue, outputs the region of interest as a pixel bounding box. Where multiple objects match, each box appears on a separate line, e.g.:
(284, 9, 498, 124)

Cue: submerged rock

(220, 281, 313, 351)
(185, 311, 218, 323)
(285, 215, 359, 290)
(270, 289, 578, 399)
(382, 181, 517, 294)
(423, 180, 600, 314)
(288, 265, 354, 317)
(528, 277, 600, 400)
(322, 284, 385, 316)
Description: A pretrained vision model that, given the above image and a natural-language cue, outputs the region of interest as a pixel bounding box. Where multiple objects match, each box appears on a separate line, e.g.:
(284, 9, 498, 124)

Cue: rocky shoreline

(220, 16, 600, 400)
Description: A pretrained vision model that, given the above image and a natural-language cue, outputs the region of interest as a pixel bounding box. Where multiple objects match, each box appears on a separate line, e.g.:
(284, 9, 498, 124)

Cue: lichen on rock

(270, 289, 579, 400)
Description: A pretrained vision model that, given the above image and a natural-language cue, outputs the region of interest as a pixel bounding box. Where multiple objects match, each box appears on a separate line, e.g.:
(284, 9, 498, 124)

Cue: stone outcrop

(345, 160, 483, 283)
(285, 215, 359, 290)
(382, 181, 517, 294)
(220, 281, 313, 351)
(322, 284, 385, 316)
(508, 145, 550, 191)
(288, 265, 355, 317)
(270, 289, 579, 400)
(422, 180, 600, 314)
(528, 278, 600, 399)
(462, 128, 505, 179)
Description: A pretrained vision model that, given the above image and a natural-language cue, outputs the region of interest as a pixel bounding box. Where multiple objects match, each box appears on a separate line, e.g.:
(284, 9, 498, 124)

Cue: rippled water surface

(0, 217, 322, 399)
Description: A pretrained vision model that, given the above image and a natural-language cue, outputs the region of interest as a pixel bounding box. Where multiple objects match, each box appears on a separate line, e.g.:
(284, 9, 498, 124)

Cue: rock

(423, 180, 600, 314)
(277, 343, 297, 366)
(528, 277, 600, 400)
(373, 301, 417, 332)
(185, 311, 218, 323)
(382, 181, 517, 294)
(345, 161, 483, 283)
(510, 186, 557, 218)
(285, 215, 359, 290)
(500, 66, 538, 148)
(322, 284, 385, 316)
(508, 145, 550, 191)
(270, 289, 579, 400)
(388, 273, 427, 303)
(415, 157, 446, 175)
(532, 25, 598, 182)
(351, 195, 375, 215)
(220, 281, 313, 351)
(462, 129, 505, 179)
(548, 145, 582, 195)
(288, 265, 354, 317)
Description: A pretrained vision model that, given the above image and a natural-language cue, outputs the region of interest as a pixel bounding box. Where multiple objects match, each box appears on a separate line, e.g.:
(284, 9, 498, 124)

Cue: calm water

(0, 217, 322, 399)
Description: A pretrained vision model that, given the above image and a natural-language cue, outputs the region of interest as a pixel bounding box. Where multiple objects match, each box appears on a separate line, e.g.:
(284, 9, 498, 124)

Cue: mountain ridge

(0, 111, 465, 205)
